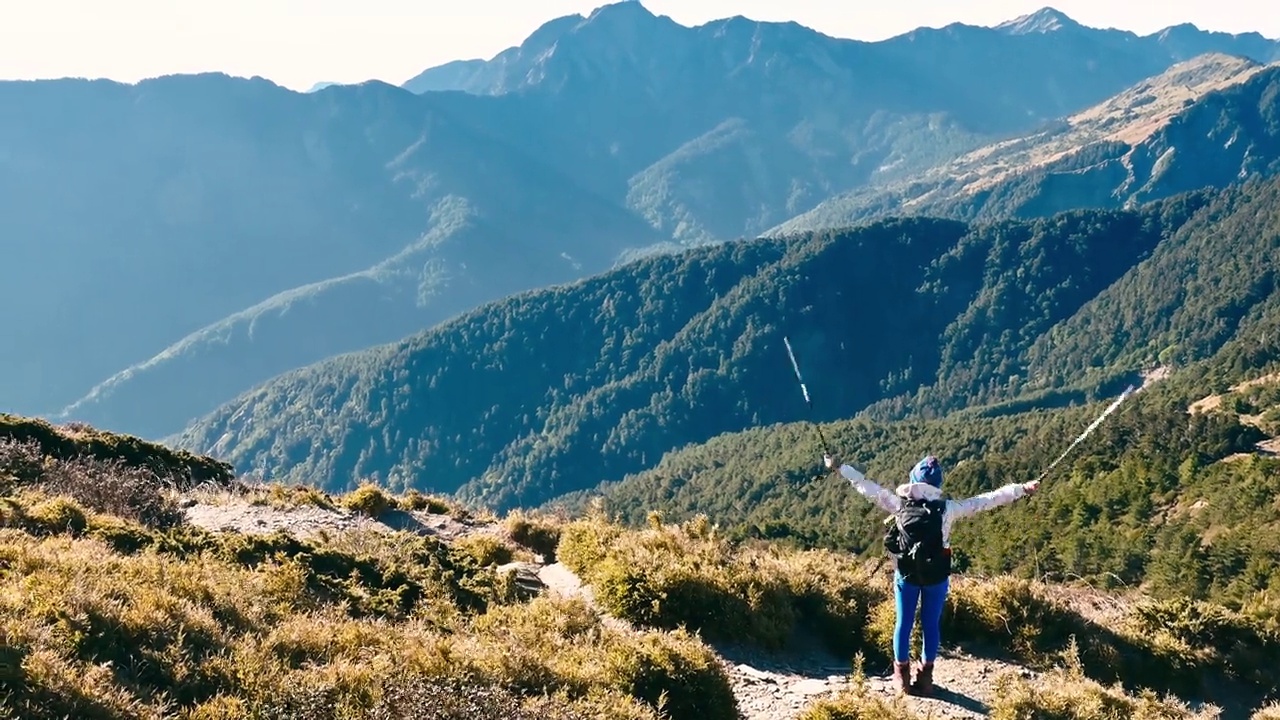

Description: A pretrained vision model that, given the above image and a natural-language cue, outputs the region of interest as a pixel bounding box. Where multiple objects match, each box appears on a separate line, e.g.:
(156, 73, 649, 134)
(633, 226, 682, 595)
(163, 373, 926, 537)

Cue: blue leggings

(893, 572, 949, 663)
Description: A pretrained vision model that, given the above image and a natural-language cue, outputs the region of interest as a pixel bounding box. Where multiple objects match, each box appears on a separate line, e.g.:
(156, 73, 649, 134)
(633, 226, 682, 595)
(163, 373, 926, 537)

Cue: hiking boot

(913, 661, 934, 696)
(891, 661, 912, 694)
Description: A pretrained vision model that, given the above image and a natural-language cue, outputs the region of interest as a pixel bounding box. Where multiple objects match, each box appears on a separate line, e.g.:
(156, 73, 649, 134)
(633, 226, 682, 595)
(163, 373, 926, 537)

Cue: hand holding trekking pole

(1022, 480, 1040, 495)
(824, 453, 849, 476)
(825, 454, 868, 483)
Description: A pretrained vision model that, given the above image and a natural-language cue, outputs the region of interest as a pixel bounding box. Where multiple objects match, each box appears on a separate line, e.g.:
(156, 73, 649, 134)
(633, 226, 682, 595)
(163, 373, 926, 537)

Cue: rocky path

(182, 495, 496, 542)
(710, 640, 1029, 719)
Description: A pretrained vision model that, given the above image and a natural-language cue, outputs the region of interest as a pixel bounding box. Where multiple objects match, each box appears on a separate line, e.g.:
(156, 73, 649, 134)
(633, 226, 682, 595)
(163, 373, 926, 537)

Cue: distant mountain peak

(520, 1, 672, 48)
(579, 0, 669, 35)
(996, 7, 1081, 35)
(586, 0, 653, 21)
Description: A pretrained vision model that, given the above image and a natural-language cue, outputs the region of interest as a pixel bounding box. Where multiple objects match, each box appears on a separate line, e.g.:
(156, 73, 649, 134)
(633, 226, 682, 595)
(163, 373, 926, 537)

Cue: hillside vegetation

(577, 348, 1280, 604)
(1, 414, 233, 488)
(3, 419, 1279, 719)
(176, 181, 1238, 510)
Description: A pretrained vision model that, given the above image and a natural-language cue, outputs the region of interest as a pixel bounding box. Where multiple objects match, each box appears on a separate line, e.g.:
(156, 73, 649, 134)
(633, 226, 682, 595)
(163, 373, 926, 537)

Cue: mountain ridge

(404, 3, 1280, 98)
(12, 5, 1280, 446)
(775, 55, 1280, 233)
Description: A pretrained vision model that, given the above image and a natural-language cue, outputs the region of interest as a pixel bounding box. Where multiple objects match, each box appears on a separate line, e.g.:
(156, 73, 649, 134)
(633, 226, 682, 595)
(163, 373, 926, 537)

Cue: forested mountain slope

(860, 172, 1280, 420)
(567, 327, 1280, 617)
(176, 190, 1217, 510)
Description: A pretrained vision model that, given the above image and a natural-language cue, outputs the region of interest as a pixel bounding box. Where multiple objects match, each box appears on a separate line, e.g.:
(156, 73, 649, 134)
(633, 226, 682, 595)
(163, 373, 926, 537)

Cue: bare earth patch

(1141, 364, 1172, 389)
(907, 54, 1267, 197)
(1189, 394, 1225, 415)
(183, 497, 498, 542)
(1188, 371, 1280, 461)
(1188, 371, 1280, 415)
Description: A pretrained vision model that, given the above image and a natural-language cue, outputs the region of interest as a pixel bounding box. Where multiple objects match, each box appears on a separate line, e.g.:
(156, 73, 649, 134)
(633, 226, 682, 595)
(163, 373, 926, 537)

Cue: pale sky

(0, 0, 1274, 92)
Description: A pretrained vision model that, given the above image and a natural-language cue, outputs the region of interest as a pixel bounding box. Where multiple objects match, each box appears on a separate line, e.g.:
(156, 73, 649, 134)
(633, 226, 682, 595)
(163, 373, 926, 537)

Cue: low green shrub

(989, 665, 1217, 720)
(506, 510, 564, 561)
(341, 483, 398, 518)
(454, 534, 516, 567)
(559, 516, 880, 657)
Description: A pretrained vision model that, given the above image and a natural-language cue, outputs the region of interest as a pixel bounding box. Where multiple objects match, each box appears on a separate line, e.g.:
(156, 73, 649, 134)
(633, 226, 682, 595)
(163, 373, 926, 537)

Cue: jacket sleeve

(838, 465, 901, 514)
(948, 483, 1027, 521)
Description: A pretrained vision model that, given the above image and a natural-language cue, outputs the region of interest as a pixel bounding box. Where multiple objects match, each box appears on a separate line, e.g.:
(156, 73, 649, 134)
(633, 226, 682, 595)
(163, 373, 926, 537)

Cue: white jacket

(837, 464, 1027, 549)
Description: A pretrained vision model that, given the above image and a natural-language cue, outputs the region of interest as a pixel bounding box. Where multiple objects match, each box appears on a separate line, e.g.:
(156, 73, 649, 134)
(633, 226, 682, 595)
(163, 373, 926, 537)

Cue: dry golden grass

(558, 512, 882, 656)
(988, 662, 1221, 720)
(1252, 703, 1280, 719)
(245, 481, 337, 510)
(186, 480, 470, 522)
(342, 482, 399, 517)
(399, 488, 455, 515)
(801, 662, 1236, 720)
(504, 508, 569, 561)
(941, 575, 1279, 698)
(5, 441, 1280, 720)
(452, 532, 517, 566)
(0, 488, 735, 720)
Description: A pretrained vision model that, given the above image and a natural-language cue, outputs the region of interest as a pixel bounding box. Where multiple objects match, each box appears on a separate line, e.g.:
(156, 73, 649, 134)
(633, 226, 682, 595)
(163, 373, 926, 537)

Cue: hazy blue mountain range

(7, 76, 661, 440)
(6, 2, 1279, 445)
(776, 54, 1280, 232)
(405, 3, 1280, 242)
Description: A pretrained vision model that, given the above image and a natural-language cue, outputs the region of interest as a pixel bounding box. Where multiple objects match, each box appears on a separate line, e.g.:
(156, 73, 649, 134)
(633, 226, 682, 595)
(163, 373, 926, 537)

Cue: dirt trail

(538, 561, 1020, 720)
(715, 643, 1029, 720)
(182, 496, 497, 542)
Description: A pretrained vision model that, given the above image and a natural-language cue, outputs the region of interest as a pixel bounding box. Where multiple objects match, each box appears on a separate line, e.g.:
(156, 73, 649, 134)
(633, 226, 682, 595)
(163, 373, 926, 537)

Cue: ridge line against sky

(1, 0, 1276, 93)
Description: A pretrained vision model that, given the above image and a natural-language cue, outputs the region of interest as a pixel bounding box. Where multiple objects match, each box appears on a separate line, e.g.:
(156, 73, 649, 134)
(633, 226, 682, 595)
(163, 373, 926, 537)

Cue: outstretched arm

(825, 454, 901, 514)
(949, 480, 1040, 521)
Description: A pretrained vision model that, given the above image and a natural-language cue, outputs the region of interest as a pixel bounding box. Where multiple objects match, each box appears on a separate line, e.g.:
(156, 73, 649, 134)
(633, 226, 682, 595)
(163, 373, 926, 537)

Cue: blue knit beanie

(910, 455, 943, 487)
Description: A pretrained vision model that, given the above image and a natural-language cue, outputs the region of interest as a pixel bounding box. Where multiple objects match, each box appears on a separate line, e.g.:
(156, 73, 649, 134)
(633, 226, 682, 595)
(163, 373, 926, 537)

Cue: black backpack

(884, 497, 951, 586)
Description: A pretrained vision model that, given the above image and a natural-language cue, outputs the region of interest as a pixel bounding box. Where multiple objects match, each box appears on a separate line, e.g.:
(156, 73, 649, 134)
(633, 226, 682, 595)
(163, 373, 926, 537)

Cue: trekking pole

(1034, 384, 1137, 485)
(783, 335, 832, 457)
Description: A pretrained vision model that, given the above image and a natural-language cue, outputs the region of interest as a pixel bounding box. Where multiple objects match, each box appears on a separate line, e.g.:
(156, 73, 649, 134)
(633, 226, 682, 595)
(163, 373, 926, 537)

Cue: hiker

(823, 453, 1038, 696)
